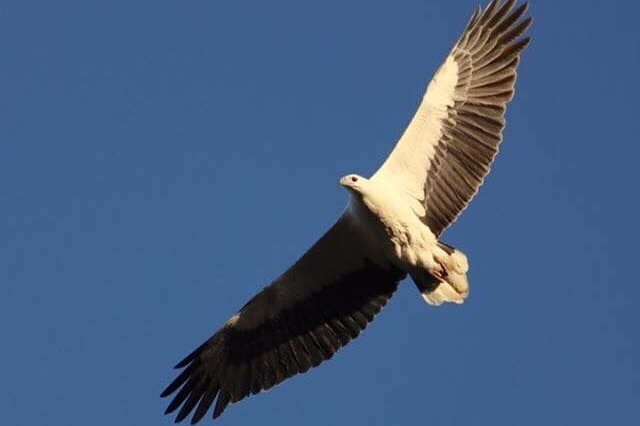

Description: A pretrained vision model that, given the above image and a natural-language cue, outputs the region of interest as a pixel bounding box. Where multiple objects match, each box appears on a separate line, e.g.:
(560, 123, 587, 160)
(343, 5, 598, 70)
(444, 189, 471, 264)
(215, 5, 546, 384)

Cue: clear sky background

(1, 1, 639, 425)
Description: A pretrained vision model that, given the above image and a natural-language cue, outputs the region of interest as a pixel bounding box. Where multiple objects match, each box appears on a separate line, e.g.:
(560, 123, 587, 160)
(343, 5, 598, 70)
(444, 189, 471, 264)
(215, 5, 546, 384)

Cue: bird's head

(339, 174, 369, 196)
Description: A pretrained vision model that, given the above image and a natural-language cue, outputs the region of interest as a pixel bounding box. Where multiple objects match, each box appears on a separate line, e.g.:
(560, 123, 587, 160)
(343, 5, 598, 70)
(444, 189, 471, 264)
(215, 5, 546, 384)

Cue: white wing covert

(373, 0, 532, 236)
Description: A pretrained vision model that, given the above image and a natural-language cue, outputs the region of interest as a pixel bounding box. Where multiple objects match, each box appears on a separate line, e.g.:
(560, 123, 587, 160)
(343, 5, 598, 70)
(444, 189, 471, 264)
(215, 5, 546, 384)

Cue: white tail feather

(412, 243, 470, 306)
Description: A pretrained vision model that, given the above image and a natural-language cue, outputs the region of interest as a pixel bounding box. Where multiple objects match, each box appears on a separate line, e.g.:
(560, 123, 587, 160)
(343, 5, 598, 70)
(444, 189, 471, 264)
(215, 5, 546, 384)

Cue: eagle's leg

(410, 241, 469, 306)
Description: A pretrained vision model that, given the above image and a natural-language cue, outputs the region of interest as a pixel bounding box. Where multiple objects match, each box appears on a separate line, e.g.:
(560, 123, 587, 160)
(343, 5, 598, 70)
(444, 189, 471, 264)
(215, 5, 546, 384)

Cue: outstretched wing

(161, 213, 405, 423)
(372, 0, 532, 236)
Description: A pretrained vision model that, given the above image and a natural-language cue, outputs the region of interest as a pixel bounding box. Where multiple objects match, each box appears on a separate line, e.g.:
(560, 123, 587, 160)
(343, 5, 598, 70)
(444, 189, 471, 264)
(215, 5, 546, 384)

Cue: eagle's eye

(351, 176, 358, 182)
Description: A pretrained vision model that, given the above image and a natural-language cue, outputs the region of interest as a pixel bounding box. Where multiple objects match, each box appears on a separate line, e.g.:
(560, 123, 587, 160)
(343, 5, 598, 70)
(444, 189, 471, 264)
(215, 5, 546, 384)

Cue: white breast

(347, 180, 437, 269)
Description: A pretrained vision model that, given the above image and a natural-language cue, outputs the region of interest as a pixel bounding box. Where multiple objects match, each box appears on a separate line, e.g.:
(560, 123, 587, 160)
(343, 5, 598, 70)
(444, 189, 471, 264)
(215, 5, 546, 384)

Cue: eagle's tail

(411, 241, 469, 306)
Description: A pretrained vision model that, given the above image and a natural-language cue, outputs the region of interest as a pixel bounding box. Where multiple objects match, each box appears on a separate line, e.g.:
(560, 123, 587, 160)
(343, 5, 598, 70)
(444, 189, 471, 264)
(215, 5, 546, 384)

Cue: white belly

(346, 187, 438, 272)
(344, 178, 469, 305)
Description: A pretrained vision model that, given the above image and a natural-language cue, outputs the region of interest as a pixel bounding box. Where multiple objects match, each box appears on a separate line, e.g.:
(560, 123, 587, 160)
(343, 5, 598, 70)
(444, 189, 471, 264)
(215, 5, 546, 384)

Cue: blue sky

(1, 1, 639, 425)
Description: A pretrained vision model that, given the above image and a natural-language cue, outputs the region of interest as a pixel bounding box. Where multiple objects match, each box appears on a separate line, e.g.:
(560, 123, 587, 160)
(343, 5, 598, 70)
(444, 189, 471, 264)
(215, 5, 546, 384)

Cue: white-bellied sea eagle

(162, 0, 531, 422)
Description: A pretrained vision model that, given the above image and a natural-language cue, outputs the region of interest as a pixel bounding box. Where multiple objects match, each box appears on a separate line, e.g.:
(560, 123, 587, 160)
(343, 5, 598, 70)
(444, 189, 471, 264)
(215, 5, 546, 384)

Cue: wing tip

(212, 391, 231, 419)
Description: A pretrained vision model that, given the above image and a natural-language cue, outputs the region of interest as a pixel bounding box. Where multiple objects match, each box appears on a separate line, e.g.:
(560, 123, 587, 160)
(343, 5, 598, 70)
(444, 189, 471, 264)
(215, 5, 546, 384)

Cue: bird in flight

(162, 0, 531, 422)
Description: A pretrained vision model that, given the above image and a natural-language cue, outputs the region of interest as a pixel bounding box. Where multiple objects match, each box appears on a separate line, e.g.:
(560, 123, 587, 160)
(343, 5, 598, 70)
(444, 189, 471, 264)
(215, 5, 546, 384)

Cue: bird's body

(162, 1, 532, 422)
(345, 175, 429, 266)
(343, 175, 469, 305)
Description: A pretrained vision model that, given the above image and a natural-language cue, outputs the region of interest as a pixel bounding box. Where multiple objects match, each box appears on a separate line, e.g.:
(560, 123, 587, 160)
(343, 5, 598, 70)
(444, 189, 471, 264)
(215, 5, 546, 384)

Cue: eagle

(162, 0, 531, 422)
